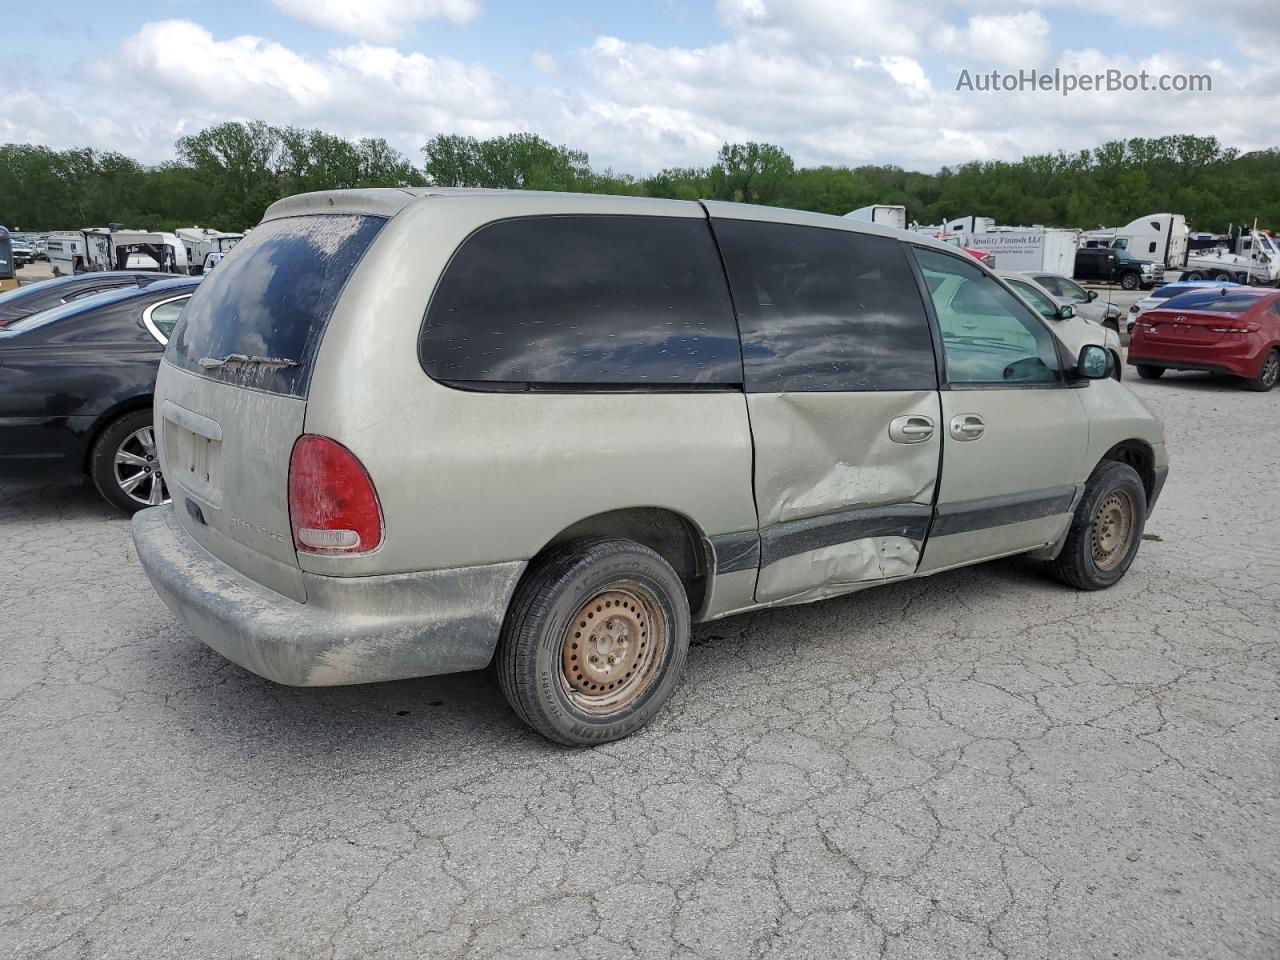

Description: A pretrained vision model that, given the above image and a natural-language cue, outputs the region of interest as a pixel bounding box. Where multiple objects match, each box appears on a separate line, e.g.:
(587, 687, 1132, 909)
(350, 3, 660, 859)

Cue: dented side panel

(747, 390, 942, 604)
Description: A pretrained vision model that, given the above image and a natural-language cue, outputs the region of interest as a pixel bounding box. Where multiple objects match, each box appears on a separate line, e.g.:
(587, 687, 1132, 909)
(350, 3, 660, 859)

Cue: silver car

(1021, 271, 1124, 330)
(133, 189, 1169, 745)
(1000, 272, 1124, 378)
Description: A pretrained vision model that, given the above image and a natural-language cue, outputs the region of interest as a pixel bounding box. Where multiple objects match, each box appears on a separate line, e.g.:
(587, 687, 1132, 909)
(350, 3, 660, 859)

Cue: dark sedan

(0, 277, 199, 511)
(0, 271, 174, 327)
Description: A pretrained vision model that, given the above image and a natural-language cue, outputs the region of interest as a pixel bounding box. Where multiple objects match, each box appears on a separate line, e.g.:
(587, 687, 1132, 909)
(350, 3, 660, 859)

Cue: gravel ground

(2, 372, 1277, 960)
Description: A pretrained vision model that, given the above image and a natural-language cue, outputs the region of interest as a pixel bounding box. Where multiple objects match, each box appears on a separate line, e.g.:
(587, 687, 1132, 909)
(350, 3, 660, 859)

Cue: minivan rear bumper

(133, 507, 526, 686)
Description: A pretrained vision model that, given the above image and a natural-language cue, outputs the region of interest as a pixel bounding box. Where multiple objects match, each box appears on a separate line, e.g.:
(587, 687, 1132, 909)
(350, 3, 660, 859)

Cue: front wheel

(1110, 351, 1122, 380)
(496, 538, 690, 746)
(89, 410, 170, 514)
(1136, 365, 1165, 380)
(1046, 461, 1147, 590)
(1120, 272, 1140, 291)
(1246, 349, 1280, 392)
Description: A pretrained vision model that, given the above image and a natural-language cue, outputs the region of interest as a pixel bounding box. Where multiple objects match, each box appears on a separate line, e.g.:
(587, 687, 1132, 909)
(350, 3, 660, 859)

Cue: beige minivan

(133, 188, 1168, 745)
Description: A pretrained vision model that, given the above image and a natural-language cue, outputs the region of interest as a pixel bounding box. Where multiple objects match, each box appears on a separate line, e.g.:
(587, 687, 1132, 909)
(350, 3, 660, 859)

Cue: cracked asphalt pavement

(2, 373, 1278, 960)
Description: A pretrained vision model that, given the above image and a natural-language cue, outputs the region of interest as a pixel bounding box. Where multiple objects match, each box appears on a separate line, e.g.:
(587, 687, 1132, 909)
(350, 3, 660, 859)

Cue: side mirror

(1075, 343, 1109, 380)
(1087, 290, 1098, 301)
(1057, 304, 1076, 320)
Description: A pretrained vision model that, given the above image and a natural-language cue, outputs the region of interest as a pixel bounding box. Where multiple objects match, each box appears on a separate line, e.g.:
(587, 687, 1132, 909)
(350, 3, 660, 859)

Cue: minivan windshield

(168, 214, 386, 397)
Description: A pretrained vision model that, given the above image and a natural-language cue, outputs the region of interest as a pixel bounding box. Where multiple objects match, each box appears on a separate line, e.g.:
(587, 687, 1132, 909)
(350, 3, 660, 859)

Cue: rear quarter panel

(302, 194, 759, 578)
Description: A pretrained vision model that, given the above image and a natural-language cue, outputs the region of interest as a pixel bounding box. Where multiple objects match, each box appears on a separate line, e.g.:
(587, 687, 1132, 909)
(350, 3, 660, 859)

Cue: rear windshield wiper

(198, 353, 298, 370)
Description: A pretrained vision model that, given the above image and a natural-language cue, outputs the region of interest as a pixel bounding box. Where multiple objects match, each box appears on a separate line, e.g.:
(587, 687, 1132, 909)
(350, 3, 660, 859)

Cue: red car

(1128, 287, 1280, 391)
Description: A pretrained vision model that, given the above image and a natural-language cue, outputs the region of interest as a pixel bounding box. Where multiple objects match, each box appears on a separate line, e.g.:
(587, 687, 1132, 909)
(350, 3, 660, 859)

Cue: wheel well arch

(1099, 440, 1155, 502)
(81, 396, 153, 473)
(534, 507, 714, 617)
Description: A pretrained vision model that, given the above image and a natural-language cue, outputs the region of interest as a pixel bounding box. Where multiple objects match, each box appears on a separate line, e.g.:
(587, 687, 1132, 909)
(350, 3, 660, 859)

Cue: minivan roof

(260, 187, 962, 255)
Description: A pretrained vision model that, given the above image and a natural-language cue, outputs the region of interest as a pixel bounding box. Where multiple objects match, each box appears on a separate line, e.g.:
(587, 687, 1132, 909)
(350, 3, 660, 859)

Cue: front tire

(1110, 351, 1122, 380)
(496, 538, 691, 746)
(1120, 272, 1139, 291)
(1136, 364, 1165, 380)
(1246, 349, 1280, 392)
(1046, 461, 1147, 590)
(89, 410, 170, 514)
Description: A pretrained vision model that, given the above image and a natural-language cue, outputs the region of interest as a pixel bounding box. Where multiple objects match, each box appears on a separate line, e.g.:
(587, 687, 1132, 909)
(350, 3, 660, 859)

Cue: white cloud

(5, 7, 1278, 185)
(933, 12, 1052, 67)
(270, 0, 481, 42)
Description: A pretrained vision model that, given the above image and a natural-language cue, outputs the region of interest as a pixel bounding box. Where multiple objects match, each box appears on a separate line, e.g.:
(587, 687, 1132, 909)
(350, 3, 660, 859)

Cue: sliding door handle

(949, 414, 986, 441)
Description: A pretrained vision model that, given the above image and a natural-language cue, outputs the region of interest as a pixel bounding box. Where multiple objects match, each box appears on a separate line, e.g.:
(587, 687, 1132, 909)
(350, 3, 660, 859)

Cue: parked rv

(844, 205, 907, 230)
(49, 228, 189, 276)
(176, 228, 244, 275)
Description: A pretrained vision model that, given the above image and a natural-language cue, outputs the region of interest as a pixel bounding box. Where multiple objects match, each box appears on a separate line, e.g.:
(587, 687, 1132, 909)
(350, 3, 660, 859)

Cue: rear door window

(168, 214, 385, 397)
(712, 219, 937, 392)
(420, 215, 741, 388)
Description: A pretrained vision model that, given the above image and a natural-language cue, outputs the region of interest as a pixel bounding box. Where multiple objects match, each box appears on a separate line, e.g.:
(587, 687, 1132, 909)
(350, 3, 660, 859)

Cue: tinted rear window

(169, 214, 385, 397)
(1162, 291, 1263, 314)
(420, 215, 742, 388)
(714, 219, 937, 392)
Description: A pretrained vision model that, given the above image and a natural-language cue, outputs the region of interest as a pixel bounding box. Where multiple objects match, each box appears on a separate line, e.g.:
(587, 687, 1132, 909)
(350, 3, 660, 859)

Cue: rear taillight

(288, 435, 383, 555)
(1208, 320, 1260, 334)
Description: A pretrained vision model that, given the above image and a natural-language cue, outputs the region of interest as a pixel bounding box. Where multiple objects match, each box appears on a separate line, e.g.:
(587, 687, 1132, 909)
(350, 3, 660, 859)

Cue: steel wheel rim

(1091, 489, 1136, 571)
(113, 426, 169, 507)
(560, 582, 667, 716)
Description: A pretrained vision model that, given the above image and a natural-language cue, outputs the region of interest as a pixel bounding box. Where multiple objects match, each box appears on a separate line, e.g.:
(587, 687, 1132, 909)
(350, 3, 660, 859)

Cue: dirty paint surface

(2, 373, 1278, 959)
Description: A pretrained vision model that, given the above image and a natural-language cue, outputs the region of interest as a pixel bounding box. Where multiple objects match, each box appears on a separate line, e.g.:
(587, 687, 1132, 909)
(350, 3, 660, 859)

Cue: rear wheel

(1213, 271, 1232, 283)
(1247, 349, 1280, 392)
(1136, 365, 1165, 380)
(1183, 270, 1203, 281)
(496, 538, 690, 746)
(89, 410, 169, 514)
(1046, 461, 1147, 590)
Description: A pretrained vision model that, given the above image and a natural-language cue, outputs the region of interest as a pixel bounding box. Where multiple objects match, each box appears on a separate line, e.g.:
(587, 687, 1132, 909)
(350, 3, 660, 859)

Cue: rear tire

(496, 538, 690, 746)
(1136, 365, 1165, 380)
(89, 410, 169, 514)
(1046, 461, 1147, 590)
(1246, 349, 1280, 392)
(1183, 270, 1203, 281)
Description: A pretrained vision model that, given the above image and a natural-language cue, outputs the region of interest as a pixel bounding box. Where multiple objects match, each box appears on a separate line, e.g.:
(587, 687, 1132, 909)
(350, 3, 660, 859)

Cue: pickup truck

(1074, 246, 1164, 290)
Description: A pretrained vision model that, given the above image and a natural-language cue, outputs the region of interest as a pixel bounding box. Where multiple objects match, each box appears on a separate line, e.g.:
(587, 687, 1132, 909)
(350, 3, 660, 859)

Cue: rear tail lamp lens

(1208, 321, 1260, 333)
(288, 435, 383, 555)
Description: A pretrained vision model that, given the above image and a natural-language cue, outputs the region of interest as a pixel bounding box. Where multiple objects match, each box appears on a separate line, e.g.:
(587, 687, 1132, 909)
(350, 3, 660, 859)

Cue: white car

(1020, 271, 1124, 331)
(1000, 272, 1124, 378)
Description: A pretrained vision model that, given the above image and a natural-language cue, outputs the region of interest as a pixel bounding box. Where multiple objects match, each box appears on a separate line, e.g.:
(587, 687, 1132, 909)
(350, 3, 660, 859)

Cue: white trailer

(844, 204, 907, 230)
(47, 228, 188, 276)
(176, 228, 244, 275)
(960, 228, 1079, 275)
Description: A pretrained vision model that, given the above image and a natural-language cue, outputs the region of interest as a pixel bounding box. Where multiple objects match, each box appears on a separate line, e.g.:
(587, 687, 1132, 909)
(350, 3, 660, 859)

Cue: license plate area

(160, 400, 224, 507)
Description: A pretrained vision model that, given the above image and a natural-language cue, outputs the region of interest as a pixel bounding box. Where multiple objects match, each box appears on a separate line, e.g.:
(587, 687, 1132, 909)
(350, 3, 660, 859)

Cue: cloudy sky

(4, 0, 1276, 174)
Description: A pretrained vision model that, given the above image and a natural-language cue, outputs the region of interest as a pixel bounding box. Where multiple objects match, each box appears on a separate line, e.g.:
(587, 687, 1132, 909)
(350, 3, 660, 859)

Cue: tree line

(1, 124, 1276, 235)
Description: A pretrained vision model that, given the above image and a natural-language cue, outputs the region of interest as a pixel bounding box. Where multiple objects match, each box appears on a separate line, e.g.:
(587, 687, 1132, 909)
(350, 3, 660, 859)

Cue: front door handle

(949, 414, 986, 441)
(889, 415, 935, 444)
